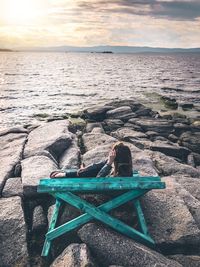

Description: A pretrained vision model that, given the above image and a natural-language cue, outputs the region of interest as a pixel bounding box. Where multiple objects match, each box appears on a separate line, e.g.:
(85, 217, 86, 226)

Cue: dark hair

(112, 142, 133, 177)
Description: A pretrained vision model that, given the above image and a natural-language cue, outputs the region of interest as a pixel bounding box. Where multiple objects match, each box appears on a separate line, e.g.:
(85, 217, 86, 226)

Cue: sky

(0, 0, 200, 48)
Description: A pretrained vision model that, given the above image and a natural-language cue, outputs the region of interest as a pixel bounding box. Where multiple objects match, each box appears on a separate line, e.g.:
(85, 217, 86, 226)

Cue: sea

(0, 52, 200, 130)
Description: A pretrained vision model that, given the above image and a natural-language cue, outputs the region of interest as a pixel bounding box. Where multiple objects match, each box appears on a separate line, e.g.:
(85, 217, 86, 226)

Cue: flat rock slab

(142, 184, 200, 248)
(111, 128, 147, 140)
(179, 131, 200, 154)
(21, 155, 57, 196)
(24, 120, 74, 160)
(134, 119, 173, 137)
(2, 177, 23, 197)
(146, 150, 200, 178)
(0, 196, 29, 266)
(51, 243, 97, 267)
(82, 132, 117, 152)
(106, 106, 136, 121)
(78, 223, 182, 267)
(0, 133, 27, 195)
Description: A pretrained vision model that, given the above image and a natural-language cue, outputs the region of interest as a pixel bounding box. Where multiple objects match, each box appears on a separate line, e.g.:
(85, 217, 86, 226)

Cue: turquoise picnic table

(37, 172, 165, 257)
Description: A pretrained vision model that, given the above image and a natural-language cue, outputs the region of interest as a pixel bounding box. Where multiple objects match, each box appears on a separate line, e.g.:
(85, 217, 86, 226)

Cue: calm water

(0, 52, 200, 129)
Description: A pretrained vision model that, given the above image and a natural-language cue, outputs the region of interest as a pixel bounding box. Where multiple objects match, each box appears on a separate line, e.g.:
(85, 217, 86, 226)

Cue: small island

(0, 48, 13, 52)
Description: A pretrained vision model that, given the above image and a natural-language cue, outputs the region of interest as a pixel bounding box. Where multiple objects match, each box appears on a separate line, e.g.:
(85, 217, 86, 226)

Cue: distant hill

(20, 45, 200, 53)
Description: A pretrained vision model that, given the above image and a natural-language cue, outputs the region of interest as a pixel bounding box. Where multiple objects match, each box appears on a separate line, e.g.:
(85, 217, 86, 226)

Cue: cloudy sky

(0, 0, 200, 48)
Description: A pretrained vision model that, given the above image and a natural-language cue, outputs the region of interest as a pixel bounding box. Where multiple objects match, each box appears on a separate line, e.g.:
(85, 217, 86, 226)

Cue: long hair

(112, 142, 133, 177)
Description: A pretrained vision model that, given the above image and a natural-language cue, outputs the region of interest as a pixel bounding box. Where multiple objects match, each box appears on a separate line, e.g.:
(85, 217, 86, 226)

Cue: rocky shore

(0, 100, 200, 267)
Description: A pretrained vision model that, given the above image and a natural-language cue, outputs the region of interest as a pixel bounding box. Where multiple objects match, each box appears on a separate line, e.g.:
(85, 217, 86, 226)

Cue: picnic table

(37, 173, 165, 256)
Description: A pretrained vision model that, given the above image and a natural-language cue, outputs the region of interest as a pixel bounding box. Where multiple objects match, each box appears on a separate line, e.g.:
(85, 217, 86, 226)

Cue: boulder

(106, 106, 136, 121)
(86, 122, 104, 133)
(142, 182, 200, 249)
(59, 140, 80, 169)
(168, 255, 200, 267)
(111, 128, 147, 141)
(82, 133, 117, 152)
(2, 177, 23, 197)
(133, 119, 173, 137)
(106, 100, 144, 112)
(135, 107, 153, 117)
(51, 243, 97, 267)
(179, 131, 200, 154)
(0, 197, 29, 266)
(146, 150, 200, 178)
(0, 133, 27, 195)
(21, 155, 57, 196)
(32, 205, 47, 232)
(132, 152, 158, 176)
(82, 105, 113, 121)
(103, 119, 124, 132)
(78, 223, 182, 267)
(0, 126, 28, 137)
(24, 120, 74, 160)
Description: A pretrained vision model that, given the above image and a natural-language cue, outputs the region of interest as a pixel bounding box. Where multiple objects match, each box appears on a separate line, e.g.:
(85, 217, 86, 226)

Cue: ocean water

(0, 52, 200, 129)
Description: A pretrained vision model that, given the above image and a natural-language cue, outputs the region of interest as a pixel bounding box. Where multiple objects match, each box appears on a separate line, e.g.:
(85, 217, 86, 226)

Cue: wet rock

(179, 131, 200, 154)
(2, 177, 23, 197)
(146, 150, 200, 178)
(0, 133, 27, 195)
(103, 119, 124, 132)
(86, 122, 104, 133)
(133, 119, 173, 137)
(168, 134, 179, 143)
(24, 120, 74, 160)
(111, 128, 147, 141)
(0, 196, 29, 266)
(106, 106, 136, 121)
(82, 133, 117, 152)
(51, 243, 97, 267)
(180, 103, 194, 110)
(32, 205, 47, 232)
(59, 140, 80, 169)
(142, 183, 200, 249)
(82, 105, 113, 121)
(135, 107, 153, 117)
(78, 223, 182, 267)
(161, 96, 178, 109)
(168, 255, 200, 267)
(21, 155, 57, 196)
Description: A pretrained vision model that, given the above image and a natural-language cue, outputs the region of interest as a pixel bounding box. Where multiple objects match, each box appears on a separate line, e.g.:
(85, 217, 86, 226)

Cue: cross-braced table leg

(42, 189, 155, 256)
(42, 199, 62, 256)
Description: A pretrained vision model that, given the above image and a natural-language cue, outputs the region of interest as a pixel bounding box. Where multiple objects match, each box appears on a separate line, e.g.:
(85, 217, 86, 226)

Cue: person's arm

(97, 150, 116, 177)
(78, 160, 107, 177)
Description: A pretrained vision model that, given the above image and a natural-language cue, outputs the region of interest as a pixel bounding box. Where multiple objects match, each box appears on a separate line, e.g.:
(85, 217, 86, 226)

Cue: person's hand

(77, 163, 86, 176)
(107, 149, 116, 166)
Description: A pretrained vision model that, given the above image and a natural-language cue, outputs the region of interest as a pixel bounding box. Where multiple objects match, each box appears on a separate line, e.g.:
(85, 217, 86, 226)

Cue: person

(50, 141, 133, 178)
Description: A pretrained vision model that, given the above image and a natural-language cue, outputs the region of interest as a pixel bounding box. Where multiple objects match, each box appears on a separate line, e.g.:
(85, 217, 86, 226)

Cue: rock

(21, 155, 57, 196)
(106, 100, 144, 111)
(111, 128, 147, 141)
(51, 243, 97, 267)
(146, 150, 200, 178)
(91, 127, 105, 134)
(135, 107, 153, 117)
(148, 140, 190, 162)
(24, 120, 74, 160)
(142, 180, 200, 249)
(123, 123, 142, 132)
(0, 133, 27, 195)
(82, 133, 117, 152)
(168, 134, 179, 143)
(2, 177, 23, 197)
(0, 126, 28, 137)
(59, 140, 80, 169)
(161, 96, 178, 109)
(133, 152, 158, 176)
(168, 255, 200, 267)
(106, 106, 136, 121)
(32, 205, 47, 232)
(86, 122, 104, 133)
(173, 123, 190, 136)
(82, 105, 113, 121)
(82, 144, 113, 166)
(133, 119, 173, 137)
(78, 223, 182, 267)
(0, 197, 29, 266)
(180, 103, 194, 110)
(103, 119, 124, 132)
(187, 153, 196, 167)
(179, 131, 200, 154)
(193, 152, 200, 166)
